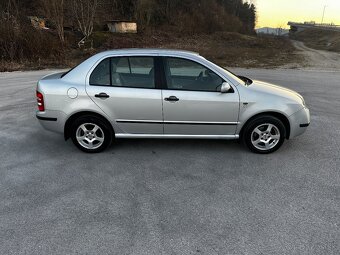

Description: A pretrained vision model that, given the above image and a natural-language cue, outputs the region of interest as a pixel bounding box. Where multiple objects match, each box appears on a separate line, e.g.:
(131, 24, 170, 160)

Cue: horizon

(255, 0, 340, 28)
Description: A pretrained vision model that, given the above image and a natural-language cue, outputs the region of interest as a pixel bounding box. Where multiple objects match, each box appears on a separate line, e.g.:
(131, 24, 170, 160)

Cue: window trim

(127, 57, 132, 74)
(89, 56, 159, 90)
(155, 57, 166, 89)
(161, 56, 231, 93)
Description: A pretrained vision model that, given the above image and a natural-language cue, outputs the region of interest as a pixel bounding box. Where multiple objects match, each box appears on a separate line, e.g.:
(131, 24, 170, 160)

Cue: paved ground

(0, 68, 339, 255)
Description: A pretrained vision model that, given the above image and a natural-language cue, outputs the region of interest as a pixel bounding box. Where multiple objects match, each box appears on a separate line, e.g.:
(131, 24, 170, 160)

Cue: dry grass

(1, 30, 301, 72)
(103, 31, 301, 68)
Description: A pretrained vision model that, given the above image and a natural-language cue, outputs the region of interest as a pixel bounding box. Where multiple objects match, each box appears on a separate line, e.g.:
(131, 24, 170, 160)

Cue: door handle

(95, 93, 110, 99)
(164, 96, 179, 102)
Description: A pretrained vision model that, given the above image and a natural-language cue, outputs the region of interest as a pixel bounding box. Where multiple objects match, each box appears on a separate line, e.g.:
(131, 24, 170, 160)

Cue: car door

(162, 57, 240, 135)
(86, 56, 163, 134)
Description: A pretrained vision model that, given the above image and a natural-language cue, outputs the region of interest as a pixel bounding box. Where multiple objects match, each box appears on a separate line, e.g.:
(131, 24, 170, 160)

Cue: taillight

(36, 91, 45, 111)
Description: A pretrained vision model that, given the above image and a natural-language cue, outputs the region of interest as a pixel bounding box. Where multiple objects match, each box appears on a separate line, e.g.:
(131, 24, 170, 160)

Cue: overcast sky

(256, 0, 340, 28)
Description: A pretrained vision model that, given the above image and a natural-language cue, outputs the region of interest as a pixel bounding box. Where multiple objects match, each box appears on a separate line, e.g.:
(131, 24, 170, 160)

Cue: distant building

(106, 20, 137, 33)
(256, 27, 289, 36)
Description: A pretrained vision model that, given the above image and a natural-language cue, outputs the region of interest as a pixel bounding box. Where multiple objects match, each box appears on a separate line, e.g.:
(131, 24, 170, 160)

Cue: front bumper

(289, 107, 310, 139)
(36, 110, 67, 134)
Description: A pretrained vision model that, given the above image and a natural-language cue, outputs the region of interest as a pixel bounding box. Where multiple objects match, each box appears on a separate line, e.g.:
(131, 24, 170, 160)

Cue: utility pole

(321, 5, 327, 24)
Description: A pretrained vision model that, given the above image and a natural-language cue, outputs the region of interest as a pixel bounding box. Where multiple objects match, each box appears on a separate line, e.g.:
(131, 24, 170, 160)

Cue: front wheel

(243, 116, 286, 154)
(71, 115, 113, 153)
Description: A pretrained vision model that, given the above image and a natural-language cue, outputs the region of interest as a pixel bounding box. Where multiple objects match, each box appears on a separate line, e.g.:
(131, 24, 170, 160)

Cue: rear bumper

(36, 115, 57, 121)
(36, 110, 67, 134)
(289, 107, 310, 139)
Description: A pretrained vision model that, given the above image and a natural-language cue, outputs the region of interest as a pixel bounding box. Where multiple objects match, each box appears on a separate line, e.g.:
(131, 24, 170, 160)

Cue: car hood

(249, 80, 304, 104)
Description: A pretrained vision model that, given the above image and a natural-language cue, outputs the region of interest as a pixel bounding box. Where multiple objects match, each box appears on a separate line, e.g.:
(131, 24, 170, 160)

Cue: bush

(0, 13, 64, 63)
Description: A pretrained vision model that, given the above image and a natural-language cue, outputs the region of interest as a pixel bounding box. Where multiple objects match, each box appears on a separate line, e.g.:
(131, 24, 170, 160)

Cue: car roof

(62, 48, 214, 84)
(99, 48, 200, 56)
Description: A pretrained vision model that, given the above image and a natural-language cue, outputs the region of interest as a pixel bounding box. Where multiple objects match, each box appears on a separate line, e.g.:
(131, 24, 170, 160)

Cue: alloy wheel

(251, 123, 281, 151)
(76, 123, 105, 150)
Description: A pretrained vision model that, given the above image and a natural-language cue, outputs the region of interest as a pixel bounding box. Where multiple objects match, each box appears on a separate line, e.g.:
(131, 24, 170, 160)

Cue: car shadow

(110, 138, 242, 153)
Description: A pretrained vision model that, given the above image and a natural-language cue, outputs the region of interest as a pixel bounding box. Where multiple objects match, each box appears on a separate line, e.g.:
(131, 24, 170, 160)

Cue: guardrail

(288, 22, 340, 31)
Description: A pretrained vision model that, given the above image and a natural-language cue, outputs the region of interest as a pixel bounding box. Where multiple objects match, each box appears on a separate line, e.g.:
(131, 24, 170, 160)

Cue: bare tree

(0, 0, 21, 61)
(40, 0, 65, 43)
(71, 0, 98, 42)
(136, 0, 157, 27)
(4, 0, 19, 18)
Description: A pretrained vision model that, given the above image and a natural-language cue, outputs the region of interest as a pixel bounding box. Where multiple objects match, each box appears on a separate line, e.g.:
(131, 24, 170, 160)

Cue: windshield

(220, 67, 249, 86)
(204, 59, 247, 86)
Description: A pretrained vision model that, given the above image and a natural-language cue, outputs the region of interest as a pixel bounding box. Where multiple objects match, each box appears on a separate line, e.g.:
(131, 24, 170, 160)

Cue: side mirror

(221, 82, 232, 93)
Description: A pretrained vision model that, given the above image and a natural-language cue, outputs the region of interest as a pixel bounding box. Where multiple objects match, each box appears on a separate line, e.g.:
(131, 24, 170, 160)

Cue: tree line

(0, 0, 256, 63)
(99, 0, 256, 33)
(1, 0, 256, 40)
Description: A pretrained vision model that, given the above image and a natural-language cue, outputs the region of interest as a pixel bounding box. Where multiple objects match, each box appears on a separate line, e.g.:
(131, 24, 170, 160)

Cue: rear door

(86, 56, 163, 134)
(161, 57, 239, 135)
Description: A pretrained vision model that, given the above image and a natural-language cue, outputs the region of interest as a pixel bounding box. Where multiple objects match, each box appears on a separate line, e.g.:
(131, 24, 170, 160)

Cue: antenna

(321, 5, 327, 24)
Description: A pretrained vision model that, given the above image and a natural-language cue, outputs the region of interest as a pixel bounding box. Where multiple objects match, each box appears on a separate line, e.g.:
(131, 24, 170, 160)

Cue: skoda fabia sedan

(36, 49, 310, 153)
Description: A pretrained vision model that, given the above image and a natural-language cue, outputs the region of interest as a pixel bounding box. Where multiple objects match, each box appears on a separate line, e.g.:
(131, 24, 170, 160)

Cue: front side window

(90, 57, 155, 89)
(164, 57, 224, 92)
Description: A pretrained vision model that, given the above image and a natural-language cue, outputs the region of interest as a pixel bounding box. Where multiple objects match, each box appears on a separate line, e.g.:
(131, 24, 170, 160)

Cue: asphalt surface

(0, 68, 339, 254)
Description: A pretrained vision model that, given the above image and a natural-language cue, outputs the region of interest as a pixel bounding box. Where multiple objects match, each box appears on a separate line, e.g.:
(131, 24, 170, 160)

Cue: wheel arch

(64, 111, 114, 140)
(239, 111, 291, 139)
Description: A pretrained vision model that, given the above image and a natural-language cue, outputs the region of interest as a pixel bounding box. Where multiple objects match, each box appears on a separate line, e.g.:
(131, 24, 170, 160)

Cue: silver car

(36, 49, 310, 153)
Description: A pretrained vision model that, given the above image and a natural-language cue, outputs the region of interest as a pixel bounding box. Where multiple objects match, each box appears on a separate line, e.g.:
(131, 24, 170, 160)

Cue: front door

(86, 56, 163, 134)
(162, 57, 240, 135)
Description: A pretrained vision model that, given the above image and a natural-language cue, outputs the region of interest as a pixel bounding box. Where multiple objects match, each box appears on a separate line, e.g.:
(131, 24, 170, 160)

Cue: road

(292, 40, 340, 70)
(0, 69, 339, 254)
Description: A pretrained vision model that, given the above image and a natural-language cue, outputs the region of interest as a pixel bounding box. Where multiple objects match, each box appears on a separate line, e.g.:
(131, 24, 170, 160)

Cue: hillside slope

(292, 29, 340, 52)
(0, 31, 301, 71)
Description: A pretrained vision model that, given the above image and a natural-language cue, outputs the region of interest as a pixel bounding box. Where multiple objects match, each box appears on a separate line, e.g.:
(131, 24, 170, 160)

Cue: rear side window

(89, 58, 110, 86)
(90, 57, 155, 89)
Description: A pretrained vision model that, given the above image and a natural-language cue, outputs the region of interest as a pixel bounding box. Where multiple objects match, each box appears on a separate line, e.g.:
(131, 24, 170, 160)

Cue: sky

(255, 0, 340, 28)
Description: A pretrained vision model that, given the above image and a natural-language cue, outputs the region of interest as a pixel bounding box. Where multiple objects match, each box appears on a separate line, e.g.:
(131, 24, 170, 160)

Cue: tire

(242, 115, 286, 154)
(70, 115, 113, 153)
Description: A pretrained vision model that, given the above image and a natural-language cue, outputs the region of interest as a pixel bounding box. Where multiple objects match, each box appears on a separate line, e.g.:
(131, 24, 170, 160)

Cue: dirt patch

(291, 40, 340, 70)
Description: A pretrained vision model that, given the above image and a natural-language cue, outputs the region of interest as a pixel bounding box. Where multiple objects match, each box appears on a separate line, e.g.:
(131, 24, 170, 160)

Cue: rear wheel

(71, 115, 113, 153)
(243, 115, 286, 154)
